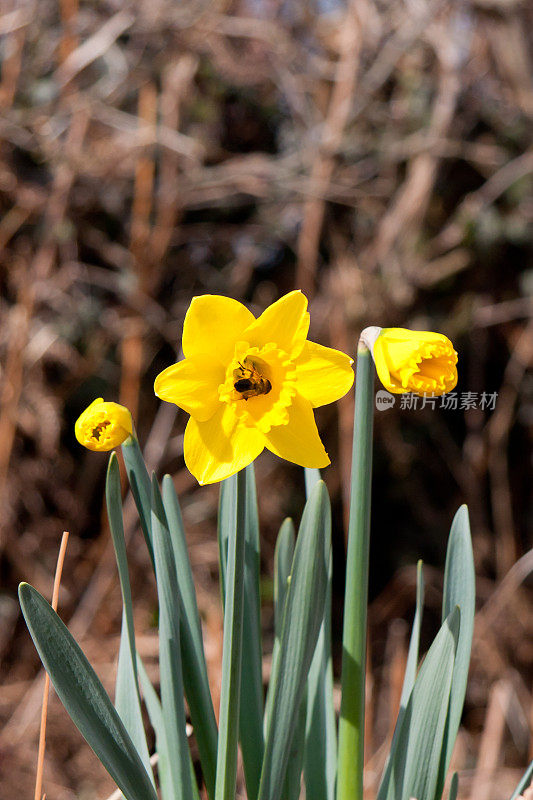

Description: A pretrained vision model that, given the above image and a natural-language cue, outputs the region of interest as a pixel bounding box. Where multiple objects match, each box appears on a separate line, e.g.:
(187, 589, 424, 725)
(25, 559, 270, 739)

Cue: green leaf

(215, 470, 247, 800)
(280, 478, 314, 800)
(137, 656, 171, 800)
(274, 518, 296, 639)
(19, 583, 157, 800)
(264, 517, 295, 736)
(106, 453, 154, 785)
(438, 505, 475, 791)
(137, 656, 201, 800)
(151, 476, 194, 800)
(283, 700, 307, 800)
(304, 536, 337, 800)
(258, 480, 331, 800)
(378, 561, 425, 799)
(122, 436, 154, 566)
(510, 759, 533, 800)
(448, 773, 459, 800)
(401, 560, 425, 710)
(378, 608, 460, 800)
(303, 467, 336, 800)
(162, 474, 218, 800)
(217, 467, 264, 800)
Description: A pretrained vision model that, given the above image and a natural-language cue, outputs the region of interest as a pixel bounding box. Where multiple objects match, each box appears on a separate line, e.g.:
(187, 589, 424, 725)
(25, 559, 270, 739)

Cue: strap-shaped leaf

(304, 544, 336, 800)
(217, 466, 264, 800)
(510, 759, 533, 800)
(162, 474, 218, 800)
(122, 436, 154, 566)
(19, 583, 157, 800)
(378, 561, 425, 800)
(258, 480, 331, 800)
(448, 773, 459, 800)
(269, 512, 304, 800)
(401, 560, 425, 710)
(379, 608, 460, 800)
(283, 701, 307, 800)
(137, 656, 202, 800)
(137, 656, 172, 800)
(264, 517, 295, 736)
(303, 467, 337, 800)
(151, 476, 194, 800)
(274, 518, 295, 639)
(106, 453, 154, 785)
(439, 505, 475, 790)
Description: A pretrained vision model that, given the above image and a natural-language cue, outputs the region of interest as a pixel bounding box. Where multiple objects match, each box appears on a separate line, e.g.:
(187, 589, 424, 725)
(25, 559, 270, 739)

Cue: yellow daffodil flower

(154, 291, 354, 484)
(75, 398, 133, 451)
(362, 326, 458, 396)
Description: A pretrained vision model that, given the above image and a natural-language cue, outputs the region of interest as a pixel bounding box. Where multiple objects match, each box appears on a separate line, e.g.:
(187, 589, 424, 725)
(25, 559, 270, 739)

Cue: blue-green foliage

(18, 436, 491, 800)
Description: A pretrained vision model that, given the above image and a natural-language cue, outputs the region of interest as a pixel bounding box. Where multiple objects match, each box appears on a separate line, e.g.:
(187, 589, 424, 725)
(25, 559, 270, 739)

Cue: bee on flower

(154, 291, 354, 485)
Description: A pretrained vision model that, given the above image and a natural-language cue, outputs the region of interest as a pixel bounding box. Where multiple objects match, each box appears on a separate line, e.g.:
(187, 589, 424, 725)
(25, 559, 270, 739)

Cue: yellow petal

(154, 356, 225, 422)
(243, 290, 310, 357)
(372, 336, 404, 393)
(184, 404, 265, 485)
(264, 392, 330, 468)
(75, 398, 133, 451)
(295, 340, 354, 408)
(182, 295, 255, 364)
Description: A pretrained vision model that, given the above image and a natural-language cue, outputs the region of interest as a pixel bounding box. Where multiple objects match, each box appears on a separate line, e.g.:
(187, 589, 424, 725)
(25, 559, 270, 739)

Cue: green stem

(336, 342, 374, 800)
(215, 469, 247, 800)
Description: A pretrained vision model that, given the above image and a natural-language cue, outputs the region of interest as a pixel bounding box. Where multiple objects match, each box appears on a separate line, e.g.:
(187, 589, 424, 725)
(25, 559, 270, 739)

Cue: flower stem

(336, 341, 374, 800)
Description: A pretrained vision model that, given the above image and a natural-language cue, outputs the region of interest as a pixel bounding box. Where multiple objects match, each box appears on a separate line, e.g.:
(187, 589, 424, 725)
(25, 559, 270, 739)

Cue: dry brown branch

(296, 0, 366, 296)
(54, 10, 135, 88)
(430, 150, 533, 257)
(486, 322, 533, 576)
(58, 0, 79, 65)
(363, 20, 463, 288)
(0, 20, 25, 110)
(151, 56, 198, 269)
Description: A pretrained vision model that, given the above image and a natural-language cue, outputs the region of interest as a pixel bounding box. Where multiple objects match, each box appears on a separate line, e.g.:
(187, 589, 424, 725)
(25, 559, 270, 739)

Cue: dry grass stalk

(469, 679, 513, 800)
(34, 531, 70, 800)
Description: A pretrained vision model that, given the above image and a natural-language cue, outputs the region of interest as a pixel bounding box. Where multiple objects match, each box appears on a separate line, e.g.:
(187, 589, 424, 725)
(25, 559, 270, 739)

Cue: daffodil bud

(75, 398, 133, 451)
(361, 326, 458, 396)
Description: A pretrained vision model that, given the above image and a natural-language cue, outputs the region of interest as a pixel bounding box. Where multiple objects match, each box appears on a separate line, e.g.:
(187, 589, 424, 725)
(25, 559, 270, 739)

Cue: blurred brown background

(0, 0, 532, 797)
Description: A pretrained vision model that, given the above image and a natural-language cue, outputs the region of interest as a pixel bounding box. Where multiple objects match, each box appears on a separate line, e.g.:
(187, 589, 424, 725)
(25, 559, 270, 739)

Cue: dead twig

(296, 0, 366, 297)
(34, 531, 69, 800)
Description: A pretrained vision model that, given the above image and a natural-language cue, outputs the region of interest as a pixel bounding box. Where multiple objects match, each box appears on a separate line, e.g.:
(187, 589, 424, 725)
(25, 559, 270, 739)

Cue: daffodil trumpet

(154, 291, 354, 485)
(361, 325, 458, 397)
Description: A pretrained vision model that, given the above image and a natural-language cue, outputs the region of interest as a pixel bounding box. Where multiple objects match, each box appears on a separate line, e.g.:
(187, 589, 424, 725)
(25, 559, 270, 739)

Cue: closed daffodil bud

(75, 398, 133, 451)
(361, 326, 458, 396)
